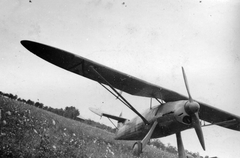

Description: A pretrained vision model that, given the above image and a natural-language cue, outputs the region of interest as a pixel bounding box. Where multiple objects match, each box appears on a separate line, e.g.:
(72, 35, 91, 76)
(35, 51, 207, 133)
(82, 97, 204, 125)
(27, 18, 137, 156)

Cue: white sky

(1, 0, 240, 157)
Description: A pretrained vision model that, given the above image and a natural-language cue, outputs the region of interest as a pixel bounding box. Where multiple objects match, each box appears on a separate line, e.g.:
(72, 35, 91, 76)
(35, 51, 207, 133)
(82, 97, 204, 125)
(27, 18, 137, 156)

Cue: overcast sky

(1, 0, 240, 157)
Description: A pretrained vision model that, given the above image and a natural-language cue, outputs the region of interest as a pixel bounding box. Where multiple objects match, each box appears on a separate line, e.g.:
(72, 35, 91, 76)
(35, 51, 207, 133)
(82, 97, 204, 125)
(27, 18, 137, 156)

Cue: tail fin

(117, 112, 124, 129)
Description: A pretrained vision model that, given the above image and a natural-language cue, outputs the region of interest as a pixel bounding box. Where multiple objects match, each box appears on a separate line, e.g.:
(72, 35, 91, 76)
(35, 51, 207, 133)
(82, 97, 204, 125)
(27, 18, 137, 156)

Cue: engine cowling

(174, 100, 201, 125)
(174, 101, 192, 125)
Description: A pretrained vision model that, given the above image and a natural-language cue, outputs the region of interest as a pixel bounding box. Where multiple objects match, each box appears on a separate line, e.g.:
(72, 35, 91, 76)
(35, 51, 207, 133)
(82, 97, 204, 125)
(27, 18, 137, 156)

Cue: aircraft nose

(189, 102, 200, 113)
(185, 101, 200, 115)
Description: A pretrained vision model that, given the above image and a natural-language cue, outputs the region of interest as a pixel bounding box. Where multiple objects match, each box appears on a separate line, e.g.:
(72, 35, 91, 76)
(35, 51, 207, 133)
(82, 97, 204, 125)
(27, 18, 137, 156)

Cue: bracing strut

(89, 66, 149, 125)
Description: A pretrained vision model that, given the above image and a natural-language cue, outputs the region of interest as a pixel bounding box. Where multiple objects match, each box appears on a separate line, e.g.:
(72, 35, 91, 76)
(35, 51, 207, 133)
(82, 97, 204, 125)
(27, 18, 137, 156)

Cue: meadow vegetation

(0, 91, 206, 157)
(0, 95, 178, 158)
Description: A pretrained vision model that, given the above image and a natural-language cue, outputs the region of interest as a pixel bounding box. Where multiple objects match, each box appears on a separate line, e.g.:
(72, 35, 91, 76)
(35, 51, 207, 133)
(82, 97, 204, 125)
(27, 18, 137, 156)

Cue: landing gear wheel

(132, 141, 142, 157)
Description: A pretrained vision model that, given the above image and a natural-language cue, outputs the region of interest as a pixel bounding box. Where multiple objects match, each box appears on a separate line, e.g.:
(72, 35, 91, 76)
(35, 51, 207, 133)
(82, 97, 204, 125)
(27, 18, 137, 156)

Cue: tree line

(0, 91, 115, 133)
(0, 91, 79, 120)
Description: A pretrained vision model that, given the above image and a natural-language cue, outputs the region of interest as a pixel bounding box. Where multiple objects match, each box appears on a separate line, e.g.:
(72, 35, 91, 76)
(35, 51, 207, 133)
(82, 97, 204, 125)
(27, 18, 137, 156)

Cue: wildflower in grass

(6, 111, 11, 115)
(3, 120, 7, 125)
(52, 119, 56, 125)
(33, 129, 38, 134)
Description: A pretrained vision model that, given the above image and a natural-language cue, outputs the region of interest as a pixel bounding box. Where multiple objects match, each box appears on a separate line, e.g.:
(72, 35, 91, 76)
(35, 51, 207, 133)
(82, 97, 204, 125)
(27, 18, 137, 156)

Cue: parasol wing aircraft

(21, 40, 240, 158)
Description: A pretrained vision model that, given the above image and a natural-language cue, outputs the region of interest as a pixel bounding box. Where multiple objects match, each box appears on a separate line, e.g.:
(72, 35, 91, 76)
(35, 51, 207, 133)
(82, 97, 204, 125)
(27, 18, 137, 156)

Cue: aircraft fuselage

(115, 100, 192, 140)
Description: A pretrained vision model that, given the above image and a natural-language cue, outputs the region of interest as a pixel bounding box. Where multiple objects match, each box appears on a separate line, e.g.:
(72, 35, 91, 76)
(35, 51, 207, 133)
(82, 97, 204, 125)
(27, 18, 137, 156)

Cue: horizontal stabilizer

(89, 107, 128, 123)
(89, 107, 103, 117)
(77, 115, 86, 120)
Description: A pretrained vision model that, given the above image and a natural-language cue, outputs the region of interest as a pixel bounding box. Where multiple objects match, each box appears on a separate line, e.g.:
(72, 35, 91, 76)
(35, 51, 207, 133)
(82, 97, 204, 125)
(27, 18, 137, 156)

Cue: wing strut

(155, 98, 164, 104)
(99, 82, 130, 108)
(89, 66, 149, 125)
(107, 117, 118, 129)
(202, 119, 236, 128)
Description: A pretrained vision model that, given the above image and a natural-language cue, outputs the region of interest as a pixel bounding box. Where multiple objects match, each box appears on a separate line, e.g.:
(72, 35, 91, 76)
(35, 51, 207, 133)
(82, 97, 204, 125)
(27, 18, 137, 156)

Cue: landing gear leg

(176, 132, 187, 158)
(132, 121, 158, 156)
(132, 141, 142, 156)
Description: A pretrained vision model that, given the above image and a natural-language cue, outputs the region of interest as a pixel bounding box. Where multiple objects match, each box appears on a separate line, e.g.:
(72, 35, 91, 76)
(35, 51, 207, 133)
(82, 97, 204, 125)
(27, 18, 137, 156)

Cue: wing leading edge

(21, 40, 240, 131)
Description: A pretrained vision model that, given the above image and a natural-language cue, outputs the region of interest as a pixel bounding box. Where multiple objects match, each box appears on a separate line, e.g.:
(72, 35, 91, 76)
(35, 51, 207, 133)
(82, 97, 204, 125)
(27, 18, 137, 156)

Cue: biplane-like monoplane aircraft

(21, 40, 240, 158)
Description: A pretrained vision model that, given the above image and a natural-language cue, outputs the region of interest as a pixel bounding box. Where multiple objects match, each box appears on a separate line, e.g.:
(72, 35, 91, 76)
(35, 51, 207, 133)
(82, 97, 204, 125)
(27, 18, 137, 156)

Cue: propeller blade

(176, 132, 186, 158)
(192, 113, 205, 150)
(182, 67, 193, 102)
(181, 67, 205, 151)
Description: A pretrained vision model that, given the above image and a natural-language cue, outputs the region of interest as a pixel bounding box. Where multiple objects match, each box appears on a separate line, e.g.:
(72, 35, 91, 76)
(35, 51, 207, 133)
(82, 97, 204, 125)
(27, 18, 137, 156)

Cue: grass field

(0, 95, 177, 158)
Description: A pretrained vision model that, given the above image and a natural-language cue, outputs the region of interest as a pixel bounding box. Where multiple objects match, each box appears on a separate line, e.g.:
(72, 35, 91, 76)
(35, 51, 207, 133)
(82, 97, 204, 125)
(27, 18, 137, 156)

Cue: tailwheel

(132, 141, 142, 157)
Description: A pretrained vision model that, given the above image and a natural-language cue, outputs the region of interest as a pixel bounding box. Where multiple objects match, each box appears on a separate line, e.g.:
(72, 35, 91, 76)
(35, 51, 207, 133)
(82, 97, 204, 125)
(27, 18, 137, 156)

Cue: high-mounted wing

(21, 40, 240, 131)
(198, 101, 240, 131)
(21, 40, 188, 102)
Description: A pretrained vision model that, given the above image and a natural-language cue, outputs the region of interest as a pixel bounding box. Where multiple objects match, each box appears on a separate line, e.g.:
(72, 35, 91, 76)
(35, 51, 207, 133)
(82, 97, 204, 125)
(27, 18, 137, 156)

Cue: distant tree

(55, 108, 64, 116)
(3, 93, 9, 98)
(35, 102, 44, 108)
(64, 106, 79, 119)
(43, 106, 49, 110)
(150, 139, 166, 151)
(52, 108, 59, 114)
(8, 93, 15, 99)
(13, 95, 18, 100)
(85, 119, 94, 125)
(21, 99, 27, 104)
(39, 103, 44, 108)
(166, 143, 177, 155)
(193, 152, 200, 158)
(26, 99, 34, 106)
(185, 150, 199, 158)
(48, 107, 54, 112)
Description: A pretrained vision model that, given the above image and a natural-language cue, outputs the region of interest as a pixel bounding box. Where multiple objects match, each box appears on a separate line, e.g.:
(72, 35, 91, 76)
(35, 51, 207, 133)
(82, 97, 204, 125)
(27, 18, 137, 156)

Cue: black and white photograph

(1, 0, 240, 157)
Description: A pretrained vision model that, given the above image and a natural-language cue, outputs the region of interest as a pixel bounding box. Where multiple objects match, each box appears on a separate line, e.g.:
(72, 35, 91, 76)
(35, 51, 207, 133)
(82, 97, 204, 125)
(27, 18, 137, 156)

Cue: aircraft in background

(21, 40, 240, 158)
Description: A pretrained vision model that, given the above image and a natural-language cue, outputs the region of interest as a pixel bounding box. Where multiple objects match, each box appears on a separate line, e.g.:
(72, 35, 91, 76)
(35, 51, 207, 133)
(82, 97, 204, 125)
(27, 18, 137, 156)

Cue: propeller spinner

(182, 67, 205, 151)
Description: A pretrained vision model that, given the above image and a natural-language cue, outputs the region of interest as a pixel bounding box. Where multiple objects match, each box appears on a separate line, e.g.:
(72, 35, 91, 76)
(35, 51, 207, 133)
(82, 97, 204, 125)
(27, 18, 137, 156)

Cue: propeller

(182, 67, 205, 151)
